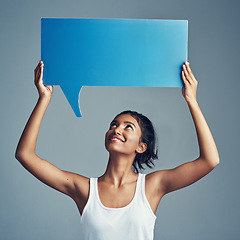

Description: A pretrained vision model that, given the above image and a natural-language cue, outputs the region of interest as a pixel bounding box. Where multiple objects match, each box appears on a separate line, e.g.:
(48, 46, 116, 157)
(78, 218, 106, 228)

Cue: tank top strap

(138, 173, 146, 199)
(90, 177, 97, 198)
(82, 177, 97, 213)
(139, 173, 156, 218)
(139, 172, 146, 193)
(128, 173, 143, 204)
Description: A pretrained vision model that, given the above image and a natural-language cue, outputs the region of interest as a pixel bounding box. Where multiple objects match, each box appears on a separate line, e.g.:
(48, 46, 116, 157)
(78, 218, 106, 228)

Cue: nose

(114, 126, 122, 135)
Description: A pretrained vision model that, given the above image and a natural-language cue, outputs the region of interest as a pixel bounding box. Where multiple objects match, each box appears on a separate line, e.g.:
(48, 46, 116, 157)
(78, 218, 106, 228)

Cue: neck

(101, 152, 138, 187)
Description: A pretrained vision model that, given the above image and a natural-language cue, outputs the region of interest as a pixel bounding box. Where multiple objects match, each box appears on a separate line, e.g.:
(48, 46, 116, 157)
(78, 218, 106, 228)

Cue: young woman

(15, 61, 219, 240)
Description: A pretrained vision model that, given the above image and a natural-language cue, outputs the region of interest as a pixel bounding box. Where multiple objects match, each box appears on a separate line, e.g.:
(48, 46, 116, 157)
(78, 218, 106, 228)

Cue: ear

(136, 142, 147, 154)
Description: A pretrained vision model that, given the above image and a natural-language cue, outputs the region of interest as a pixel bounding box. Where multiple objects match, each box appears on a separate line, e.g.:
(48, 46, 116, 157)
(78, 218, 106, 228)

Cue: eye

(125, 124, 133, 130)
(110, 122, 117, 129)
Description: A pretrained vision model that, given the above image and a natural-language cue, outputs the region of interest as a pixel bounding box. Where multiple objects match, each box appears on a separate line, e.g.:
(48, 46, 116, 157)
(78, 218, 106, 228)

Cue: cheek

(128, 134, 141, 146)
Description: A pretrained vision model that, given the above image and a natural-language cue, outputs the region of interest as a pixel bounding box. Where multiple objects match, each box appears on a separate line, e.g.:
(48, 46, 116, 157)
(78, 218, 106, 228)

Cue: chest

(97, 181, 136, 208)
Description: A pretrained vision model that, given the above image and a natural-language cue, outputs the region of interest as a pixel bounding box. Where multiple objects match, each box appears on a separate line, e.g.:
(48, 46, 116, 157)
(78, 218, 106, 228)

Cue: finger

(34, 64, 40, 73)
(35, 61, 43, 71)
(185, 62, 192, 74)
(38, 66, 43, 85)
(183, 63, 195, 84)
(185, 62, 197, 83)
(34, 67, 41, 83)
(35, 65, 41, 74)
(34, 64, 42, 77)
(35, 64, 43, 85)
(36, 60, 43, 68)
(34, 69, 40, 84)
(182, 64, 191, 81)
(40, 63, 43, 77)
(181, 70, 190, 85)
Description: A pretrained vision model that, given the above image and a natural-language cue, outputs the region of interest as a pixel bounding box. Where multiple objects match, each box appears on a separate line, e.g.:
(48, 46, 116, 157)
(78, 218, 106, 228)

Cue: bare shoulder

(146, 170, 165, 184)
(145, 170, 167, 196)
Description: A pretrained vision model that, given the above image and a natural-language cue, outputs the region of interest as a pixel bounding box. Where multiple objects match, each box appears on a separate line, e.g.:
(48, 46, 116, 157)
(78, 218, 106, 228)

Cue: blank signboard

(41, 18, 188, 117)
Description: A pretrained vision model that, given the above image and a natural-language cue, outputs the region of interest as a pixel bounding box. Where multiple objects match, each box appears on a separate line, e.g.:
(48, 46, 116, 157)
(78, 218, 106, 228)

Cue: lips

(109, 136, 125, 142)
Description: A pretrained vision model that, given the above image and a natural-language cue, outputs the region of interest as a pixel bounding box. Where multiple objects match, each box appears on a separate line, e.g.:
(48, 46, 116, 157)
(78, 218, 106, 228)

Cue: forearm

(187, 99, 219, 166)
(15, 97, 50, 160)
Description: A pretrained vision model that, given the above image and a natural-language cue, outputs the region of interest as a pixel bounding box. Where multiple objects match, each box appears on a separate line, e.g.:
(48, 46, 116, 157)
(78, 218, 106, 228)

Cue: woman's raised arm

(15, 61, 89, 200)
(148, 62, 219, 196)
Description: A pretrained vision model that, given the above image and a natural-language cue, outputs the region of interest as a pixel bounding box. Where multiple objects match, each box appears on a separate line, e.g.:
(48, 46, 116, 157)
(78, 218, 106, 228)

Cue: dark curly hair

(114, 110, 158, 173)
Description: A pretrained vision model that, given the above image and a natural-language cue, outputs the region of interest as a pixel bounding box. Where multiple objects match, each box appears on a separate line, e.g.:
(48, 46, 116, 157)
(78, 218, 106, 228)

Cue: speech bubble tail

(60, 85, 83, 117)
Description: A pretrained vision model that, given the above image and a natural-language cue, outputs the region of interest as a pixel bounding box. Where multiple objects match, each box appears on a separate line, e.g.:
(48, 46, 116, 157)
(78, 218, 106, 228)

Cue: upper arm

(156, 157, 219, 195)
(17, 153, 88, 199)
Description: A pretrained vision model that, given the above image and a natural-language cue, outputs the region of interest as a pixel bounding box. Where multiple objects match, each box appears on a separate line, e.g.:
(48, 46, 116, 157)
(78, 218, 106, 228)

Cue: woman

(15, 61, 219, 240)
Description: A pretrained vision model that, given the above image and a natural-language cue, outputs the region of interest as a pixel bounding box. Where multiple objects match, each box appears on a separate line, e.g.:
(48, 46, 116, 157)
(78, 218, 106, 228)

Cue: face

(105, 114, 147, 156)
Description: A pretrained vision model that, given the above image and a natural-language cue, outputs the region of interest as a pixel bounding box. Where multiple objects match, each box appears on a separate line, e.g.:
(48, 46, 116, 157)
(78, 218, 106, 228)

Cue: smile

(109, 136, 125, 142)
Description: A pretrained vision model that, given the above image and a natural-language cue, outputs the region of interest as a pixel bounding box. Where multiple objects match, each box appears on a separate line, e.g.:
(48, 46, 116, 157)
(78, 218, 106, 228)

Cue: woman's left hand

(181, 62, 198, 103)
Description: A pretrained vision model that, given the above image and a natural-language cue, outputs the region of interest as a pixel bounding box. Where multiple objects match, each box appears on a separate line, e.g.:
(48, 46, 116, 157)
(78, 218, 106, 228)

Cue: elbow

(209, 156, 220, 169)
(200, 155, 220, 169)
(15, 149, 23, 162)
(213, 152, 220, 167)
(201, 150, 220, 169)
(15, 146, 36, 164)
(15, 148, 29, 163)
(212, 157, 220, 168)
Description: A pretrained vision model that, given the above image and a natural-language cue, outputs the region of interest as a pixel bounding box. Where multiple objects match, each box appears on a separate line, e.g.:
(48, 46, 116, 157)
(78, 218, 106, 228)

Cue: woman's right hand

(34, 61, 53, 100)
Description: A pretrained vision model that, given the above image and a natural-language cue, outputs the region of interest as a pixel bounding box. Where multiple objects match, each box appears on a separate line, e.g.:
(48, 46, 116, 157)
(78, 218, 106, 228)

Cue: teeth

(111, 137, 122, 142)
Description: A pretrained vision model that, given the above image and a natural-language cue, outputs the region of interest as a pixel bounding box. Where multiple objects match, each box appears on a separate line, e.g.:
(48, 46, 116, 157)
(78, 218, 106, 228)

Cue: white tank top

(80, 173, 156, 240)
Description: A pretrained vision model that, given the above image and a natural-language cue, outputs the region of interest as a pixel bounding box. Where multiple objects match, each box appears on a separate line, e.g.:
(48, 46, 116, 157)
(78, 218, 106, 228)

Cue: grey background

(0, 0, 239, 239)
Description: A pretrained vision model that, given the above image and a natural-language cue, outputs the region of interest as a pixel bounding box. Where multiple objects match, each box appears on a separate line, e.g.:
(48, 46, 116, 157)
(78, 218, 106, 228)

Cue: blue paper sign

(41, 18, 188, 117)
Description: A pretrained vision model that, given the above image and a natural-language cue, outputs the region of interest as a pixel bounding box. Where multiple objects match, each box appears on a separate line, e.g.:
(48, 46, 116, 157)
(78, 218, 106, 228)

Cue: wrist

(38, 95, 51, 105)
(186, 98, 199, 107)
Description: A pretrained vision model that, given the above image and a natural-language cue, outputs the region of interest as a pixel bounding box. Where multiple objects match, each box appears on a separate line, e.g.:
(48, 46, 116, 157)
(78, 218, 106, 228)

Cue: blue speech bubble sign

(41, 18, 188, 117)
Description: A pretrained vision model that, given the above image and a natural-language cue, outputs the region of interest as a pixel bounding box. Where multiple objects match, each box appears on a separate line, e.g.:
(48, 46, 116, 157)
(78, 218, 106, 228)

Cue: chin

(105, 144, 123, 154)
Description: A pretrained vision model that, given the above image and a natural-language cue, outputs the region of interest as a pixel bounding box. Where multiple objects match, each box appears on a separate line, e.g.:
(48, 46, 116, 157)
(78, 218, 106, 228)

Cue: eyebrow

(111, 120, 136, 128)
(124, 121, 136, 128)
